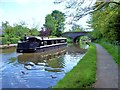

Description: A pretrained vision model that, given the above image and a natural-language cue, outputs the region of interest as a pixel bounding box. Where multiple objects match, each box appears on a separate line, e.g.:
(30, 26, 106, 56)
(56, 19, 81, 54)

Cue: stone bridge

(62, 31, 90, 43)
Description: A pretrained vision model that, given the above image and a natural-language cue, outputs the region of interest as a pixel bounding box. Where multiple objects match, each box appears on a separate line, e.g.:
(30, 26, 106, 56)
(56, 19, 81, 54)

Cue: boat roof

(27, 36, 67, 41)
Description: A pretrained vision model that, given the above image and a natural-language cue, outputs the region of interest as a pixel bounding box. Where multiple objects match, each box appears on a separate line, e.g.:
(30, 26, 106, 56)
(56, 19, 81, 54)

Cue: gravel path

(94, 44, 118, 88)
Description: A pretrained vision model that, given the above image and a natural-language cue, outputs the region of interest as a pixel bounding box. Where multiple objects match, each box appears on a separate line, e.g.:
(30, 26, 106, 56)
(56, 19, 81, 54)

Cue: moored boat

(16, 36, 67, 53)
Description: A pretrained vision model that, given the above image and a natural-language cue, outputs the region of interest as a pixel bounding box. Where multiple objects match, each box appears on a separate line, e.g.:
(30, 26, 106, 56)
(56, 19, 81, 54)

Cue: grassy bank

(54, 43, 97, 88)
(99, 42, 119, 66)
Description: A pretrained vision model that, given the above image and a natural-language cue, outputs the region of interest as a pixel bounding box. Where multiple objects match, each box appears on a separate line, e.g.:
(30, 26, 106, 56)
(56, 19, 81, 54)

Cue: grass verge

(99, 42, 119, 66)
(54, 43, 97, 88)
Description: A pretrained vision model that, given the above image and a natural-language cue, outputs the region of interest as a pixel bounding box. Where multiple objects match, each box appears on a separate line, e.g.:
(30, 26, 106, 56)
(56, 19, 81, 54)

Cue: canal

(0, 44, 88, 88)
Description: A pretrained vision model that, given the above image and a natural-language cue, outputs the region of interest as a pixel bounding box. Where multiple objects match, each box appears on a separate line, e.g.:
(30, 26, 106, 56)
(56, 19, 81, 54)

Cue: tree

(71, 23, 82, 32)
(1, 21, 39, 44)
(51, 10, 65, 36)
(90, 2, 119, 42)
(29, 28, 39, 36)
(54, 0, 120, 21)
(45, 14, 57, 36)
(45, 10, 65, 37)
(2, 21, 9, 30)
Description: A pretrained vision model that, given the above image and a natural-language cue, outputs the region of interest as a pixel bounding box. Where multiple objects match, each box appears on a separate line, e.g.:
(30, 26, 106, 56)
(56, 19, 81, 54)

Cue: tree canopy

(54, 0, 120, 21)
(45, 10, 65, 37)
(1, 21, 39, 44)
(90, 2, 119, 42)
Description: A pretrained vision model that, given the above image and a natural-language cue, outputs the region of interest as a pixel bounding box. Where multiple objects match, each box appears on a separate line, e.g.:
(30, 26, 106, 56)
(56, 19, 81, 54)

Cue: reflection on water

(80, 41, 89, 49)
(1, 47, 16, 54)
(1, 44, 88, 88)
(8, 57, 17, 64)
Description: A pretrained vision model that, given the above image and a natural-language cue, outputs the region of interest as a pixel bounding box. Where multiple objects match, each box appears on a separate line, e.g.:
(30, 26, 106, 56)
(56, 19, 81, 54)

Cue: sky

(0, 0, 91, 31)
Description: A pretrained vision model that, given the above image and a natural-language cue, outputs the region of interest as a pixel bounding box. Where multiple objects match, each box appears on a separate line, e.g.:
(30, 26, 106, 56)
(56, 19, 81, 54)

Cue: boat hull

(17, 43, 67, 53)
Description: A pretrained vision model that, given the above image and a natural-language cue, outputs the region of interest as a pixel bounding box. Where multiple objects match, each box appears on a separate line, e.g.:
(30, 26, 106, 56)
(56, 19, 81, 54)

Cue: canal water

(0, 44, 88, 88)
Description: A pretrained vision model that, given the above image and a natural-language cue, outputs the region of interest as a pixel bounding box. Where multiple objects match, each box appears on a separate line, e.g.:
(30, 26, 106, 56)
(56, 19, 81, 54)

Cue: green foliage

(91, 3, 119, 42)
(67, 38, 72, 43)
(90, 2, 120, 66)
(6, 41, 11, 45)
(80, 36, 89, 41)
(45, 10, 65, 37)
(45, 14, 57, 36)
(1, 37, 7, 45)
(54, 44, 97, 88)
(10, 38, 20, 44)
(49, 36, 57, 38)
(29, 28, 39, 36)
(1, 21, 39, 45)
(0, 37, 2, 45)
(99, 40, 119, 66)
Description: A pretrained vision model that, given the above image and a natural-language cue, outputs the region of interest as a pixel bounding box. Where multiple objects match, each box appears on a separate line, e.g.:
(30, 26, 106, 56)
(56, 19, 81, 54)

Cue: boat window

(60, 40, 65, 43)
(52, 40, 54, 44)
(56, 40, 58, 43)
(28, 38, 40, 47)
(40, 41, 44, 46)
(47, 40, 52, 45)
(54, 40, 56, 44)
(44, 41, 47, 45)
(29, 41, 39, 48)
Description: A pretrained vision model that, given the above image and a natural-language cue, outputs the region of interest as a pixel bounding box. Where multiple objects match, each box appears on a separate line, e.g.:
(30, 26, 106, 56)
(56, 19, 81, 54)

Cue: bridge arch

(74, 35, 85, 43)
(62, 31, 91, 43)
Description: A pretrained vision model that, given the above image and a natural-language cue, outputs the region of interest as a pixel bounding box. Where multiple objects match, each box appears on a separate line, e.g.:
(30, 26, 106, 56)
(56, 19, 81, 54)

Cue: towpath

(94, 44, 118, 88)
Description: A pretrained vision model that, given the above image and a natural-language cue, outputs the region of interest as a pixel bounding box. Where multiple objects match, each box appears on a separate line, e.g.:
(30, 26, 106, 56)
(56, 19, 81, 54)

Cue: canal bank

(54, 43, 97, 88)
(54, 43, 119, 89)
(0, 44, 17, 49)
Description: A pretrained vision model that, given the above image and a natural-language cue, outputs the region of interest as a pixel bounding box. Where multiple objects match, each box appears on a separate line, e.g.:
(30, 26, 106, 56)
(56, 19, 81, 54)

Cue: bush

(67, 38, 72, 43)
(99, 41, 119, 66)
(1, 37, 7, 45)
(0, 37, 2, 45)
(6, 41, 11, 46)
(10, 38, 20, 44)
(49, 36, 57, 38)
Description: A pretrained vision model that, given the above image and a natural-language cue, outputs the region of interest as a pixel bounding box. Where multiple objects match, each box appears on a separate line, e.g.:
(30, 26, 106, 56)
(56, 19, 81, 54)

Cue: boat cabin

(17, 36, 67, 53)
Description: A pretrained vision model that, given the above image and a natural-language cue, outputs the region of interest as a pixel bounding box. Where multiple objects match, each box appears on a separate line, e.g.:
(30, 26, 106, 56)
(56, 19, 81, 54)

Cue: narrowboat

(16, 36, 67, 53)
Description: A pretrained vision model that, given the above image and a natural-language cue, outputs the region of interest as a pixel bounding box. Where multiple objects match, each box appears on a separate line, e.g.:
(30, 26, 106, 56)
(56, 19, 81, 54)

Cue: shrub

(1, 37, 7, 45)
(10, 38, 20, 44)
(67, 38, 72, 43)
